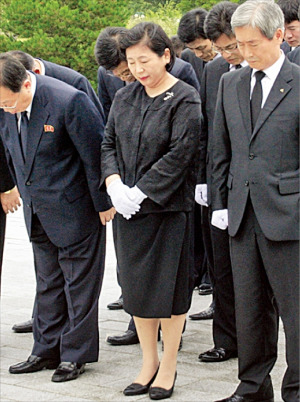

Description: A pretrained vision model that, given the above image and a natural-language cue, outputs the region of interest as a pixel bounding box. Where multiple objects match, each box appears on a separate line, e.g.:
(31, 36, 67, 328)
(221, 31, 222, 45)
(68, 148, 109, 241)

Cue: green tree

(178, 0, 240, 13)
(0, 0, 131, 89)
(127, 1, 181, 36)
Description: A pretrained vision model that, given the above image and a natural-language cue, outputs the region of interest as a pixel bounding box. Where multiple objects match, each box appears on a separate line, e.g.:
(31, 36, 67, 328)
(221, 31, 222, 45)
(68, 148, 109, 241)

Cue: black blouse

(101, 80, 202, 213)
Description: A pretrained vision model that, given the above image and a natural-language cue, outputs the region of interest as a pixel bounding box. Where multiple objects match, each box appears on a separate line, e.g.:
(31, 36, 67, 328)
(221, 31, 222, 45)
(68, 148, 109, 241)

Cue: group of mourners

(0, 0, 299, 401)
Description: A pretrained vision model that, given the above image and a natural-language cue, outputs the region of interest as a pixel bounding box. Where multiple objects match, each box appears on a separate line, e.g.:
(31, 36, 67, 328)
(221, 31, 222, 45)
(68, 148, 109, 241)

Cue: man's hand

(0, 186, 21, 214)
(99, 207, 116, 226)
(211, 209, 228, 230)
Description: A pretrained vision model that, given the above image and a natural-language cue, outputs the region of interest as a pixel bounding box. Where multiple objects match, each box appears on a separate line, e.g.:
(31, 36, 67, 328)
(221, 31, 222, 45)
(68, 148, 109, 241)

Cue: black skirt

(115, 211, 193, 318)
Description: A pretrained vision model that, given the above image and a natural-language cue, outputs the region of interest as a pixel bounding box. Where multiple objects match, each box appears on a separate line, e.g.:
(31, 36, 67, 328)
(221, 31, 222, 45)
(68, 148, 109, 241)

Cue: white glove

(195, 184, 208, 206)
(107, 179, 140, 219)
(211, 209, 228, 230)
(125, 185, 147, 205)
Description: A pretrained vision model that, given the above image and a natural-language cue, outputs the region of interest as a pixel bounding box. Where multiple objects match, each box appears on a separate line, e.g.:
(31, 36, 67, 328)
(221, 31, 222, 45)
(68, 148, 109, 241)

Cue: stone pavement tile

(0, 383, 94, 401)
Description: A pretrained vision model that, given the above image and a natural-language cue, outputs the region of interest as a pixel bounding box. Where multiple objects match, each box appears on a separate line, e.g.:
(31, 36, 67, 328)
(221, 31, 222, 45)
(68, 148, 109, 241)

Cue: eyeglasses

(107, 68, 134, 80)
(212, 43, 238, 55)
(0, 92, 20, 109)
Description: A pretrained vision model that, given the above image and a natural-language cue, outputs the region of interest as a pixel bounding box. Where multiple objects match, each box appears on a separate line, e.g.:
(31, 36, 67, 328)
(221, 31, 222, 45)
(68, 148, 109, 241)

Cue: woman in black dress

(101, 22, 202, 400)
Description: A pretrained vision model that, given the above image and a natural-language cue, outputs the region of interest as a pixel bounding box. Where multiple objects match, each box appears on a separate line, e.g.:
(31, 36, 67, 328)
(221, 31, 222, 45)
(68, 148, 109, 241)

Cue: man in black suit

(278, 0, 300, 65)
(94, 26, 200, 346)
(0, 138, 21, 290)
(0, 54, 114, 382)
(195, 1, 249, 364)
(178, 7, 218, 319)
(9, 50, 106, 334)
(211, 1, 299, 401)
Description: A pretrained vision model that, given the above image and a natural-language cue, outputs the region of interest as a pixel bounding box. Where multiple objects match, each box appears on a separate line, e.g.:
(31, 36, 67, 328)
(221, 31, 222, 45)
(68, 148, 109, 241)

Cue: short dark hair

(170, 35, 185, 57)
(277, 0, 300, 23)
(0, 53, 27, 92)
(120, 22, 176, 72)
(94, 26, 128, 70)
(6, 50, 35, 70)
(177, 8, 208, 44)
(204, 1, 239, 42)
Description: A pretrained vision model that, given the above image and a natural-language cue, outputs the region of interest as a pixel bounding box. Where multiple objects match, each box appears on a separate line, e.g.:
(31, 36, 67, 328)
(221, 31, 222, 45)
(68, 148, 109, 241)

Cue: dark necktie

(235, 64, 242, 69)
(250, 71, 265, 130)
(19, 111, 28, 160)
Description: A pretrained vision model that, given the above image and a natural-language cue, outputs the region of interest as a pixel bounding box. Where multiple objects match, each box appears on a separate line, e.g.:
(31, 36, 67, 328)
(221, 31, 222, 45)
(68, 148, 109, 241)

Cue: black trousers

(0, 208, 6, 291)
(230, 201, 299, 402)
(202, 206, 237, 352)
(31, 214, 106, 364)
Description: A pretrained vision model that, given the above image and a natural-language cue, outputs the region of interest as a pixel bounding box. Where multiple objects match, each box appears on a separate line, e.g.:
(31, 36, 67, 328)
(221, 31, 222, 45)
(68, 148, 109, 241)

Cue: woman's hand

(99, 207, 116, 225)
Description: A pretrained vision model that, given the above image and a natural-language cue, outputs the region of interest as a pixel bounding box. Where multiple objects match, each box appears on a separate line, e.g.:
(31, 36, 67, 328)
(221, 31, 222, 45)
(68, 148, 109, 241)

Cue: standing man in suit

(9, 50, 106, 334)
(211, 1, 299, 401)
(195, 1, 249, 364)
(0, 138, 21, 290)
(0, 54, 114, 382)
(178, 7, 218, 319)
(94, 26, 200, 347)
(278, 0, 300, 66)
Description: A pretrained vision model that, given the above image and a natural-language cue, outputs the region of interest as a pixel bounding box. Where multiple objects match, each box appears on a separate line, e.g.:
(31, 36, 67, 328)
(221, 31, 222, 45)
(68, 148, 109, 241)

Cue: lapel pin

(280, 89, 284, 93)
(44, 125, 54, 132)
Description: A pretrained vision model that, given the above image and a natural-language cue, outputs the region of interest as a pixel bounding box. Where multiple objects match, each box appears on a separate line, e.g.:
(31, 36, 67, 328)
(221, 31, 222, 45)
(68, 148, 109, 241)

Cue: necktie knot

(254, 70, 265, 82)
(235, 64, 242, 70)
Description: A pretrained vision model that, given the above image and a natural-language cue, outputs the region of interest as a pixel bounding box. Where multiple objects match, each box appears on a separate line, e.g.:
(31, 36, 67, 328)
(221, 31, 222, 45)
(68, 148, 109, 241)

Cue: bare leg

(152, 313, 186, 390)
(132, 316, 160, 385)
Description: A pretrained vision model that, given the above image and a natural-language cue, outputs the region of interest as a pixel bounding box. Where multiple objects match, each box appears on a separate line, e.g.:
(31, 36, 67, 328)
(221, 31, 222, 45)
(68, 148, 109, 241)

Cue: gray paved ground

(1, 208, 287, 401)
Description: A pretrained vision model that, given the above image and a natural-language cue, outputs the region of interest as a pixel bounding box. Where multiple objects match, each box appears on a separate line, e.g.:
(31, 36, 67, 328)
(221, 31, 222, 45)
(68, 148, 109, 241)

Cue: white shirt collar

(251, 50, 285, 80)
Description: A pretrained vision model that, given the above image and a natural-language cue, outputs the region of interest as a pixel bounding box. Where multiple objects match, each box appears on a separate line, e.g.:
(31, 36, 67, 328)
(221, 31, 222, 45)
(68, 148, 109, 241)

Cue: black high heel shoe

(123, 367, 159, 396)
(149, 371, 177, 400)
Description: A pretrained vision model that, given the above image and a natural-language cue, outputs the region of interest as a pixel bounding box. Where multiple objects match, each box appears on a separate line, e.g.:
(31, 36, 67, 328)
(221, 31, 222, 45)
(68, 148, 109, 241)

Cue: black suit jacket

(287, 47, 300, 66)
(97, 57, 200, 122)
(198, 57, 229, 204)
(211, 59, 299, 241)
(41, 59, 105, 120)
(1, 74, 109, 247)
(181, 48, 207, 85)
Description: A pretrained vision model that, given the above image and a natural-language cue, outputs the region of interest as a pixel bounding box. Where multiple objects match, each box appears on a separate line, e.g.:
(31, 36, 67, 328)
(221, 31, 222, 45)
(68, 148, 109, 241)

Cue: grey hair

(231, 0, 285, 39)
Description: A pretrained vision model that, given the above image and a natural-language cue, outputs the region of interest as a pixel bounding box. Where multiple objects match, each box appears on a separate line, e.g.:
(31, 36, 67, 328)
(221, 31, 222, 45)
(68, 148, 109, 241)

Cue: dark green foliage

(0, 0, 131, 89)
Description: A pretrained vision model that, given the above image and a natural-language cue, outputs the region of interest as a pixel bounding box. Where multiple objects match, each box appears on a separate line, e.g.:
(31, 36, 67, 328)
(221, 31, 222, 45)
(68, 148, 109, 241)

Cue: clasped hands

(107, 178, 146, 219)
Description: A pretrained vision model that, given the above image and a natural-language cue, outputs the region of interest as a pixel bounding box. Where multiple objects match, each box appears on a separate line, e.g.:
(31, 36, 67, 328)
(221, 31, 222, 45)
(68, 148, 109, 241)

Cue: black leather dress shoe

(189, 306, 214, 320)
(198, 283, 213, 295)
(107, 296, 123, 310)
(9, 355, 60, 374)
(199, 347, 237, 362)
(123, 367, 159, 396)
(215, 393, 274, 402)
(12, 318, 34, 333)
(51, 362, 85, 382)
(149, 371, 177, 400)
(106, 330, 139, 345)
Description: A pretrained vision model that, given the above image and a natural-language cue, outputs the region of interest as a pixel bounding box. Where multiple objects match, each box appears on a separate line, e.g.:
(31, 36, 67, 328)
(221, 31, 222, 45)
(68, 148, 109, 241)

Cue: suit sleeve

(97, 67, 112, 123)
(65, 91, 112, 211)
(197, 66, 208, 184)
(0, 137, 15, 193)
(181, 63, 200, 93)
(211, 76, 232, 211)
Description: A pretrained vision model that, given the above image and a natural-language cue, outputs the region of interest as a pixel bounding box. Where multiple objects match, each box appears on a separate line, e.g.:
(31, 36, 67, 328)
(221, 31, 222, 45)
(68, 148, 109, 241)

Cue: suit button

(244, 180, 249, 186)
(249, 153, 254, 160)
(25, 181, 31, 186)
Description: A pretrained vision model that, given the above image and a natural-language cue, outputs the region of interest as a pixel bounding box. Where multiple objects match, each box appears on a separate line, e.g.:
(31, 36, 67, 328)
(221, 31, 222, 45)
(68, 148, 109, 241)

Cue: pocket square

(44, 125, 54, 132)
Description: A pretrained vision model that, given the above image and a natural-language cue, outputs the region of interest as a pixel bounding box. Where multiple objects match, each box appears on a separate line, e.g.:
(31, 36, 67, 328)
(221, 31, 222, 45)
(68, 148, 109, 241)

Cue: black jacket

(101, 80, 202, 214)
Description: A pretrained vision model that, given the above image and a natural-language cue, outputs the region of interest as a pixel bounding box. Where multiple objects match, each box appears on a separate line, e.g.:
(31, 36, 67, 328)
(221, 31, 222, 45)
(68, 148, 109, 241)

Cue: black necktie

(250, 71, 265, 130)
(235, 64, 242, 69)
(19, 111, 28, 160)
